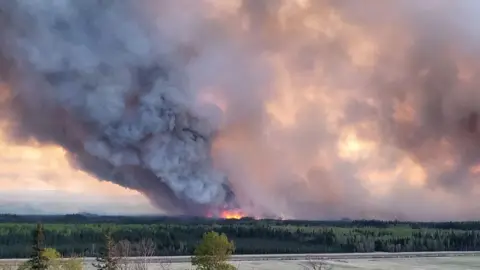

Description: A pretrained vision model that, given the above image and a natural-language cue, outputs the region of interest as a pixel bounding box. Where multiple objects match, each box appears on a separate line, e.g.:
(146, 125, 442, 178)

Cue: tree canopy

(192, 231, 236, 270)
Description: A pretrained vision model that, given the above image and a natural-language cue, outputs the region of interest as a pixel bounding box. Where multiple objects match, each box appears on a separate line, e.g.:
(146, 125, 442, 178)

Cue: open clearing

(91, 252, 480, 269)
(81, 256, 480, 269)
(3, 252, 480, 269)
(165, 257, 480, 270)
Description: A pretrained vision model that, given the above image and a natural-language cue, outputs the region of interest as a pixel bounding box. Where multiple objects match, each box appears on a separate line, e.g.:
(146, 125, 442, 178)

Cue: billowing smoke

(2, 0, 480, 220)
(0, 0, 237, 215)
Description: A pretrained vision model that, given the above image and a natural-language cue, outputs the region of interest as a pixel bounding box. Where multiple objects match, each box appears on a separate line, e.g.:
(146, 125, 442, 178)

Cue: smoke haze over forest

(1, 0, 480, 220)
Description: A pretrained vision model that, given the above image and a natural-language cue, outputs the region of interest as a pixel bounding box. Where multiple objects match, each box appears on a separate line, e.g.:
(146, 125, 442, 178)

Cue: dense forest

(0, 214, 480, 258)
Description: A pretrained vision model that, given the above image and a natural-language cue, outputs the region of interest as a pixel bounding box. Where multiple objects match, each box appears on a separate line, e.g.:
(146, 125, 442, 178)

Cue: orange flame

(220, 209, 245, 219)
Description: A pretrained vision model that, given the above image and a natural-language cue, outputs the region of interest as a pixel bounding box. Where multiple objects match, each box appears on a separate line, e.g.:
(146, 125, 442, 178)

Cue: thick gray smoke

(0, 0, 235, 215)
(4, 0, 480, 221)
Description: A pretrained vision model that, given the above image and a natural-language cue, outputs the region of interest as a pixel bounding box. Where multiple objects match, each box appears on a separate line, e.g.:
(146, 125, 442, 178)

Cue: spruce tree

(93, 231, 119, 270)
(28, 223, 49, 270)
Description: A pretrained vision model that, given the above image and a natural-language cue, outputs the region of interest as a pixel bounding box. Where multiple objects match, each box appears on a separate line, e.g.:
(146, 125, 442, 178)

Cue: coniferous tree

(93, 231, 119, 270)
(28, 223, 49, 270)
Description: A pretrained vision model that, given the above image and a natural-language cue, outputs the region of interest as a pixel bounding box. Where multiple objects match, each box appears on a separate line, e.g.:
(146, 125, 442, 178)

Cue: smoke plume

(2, 0, 480, 220)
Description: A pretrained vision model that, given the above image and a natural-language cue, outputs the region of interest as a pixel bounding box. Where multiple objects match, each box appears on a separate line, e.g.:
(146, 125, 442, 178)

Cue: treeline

(3, 214, 480, 230)
(0, 215, 479, 258)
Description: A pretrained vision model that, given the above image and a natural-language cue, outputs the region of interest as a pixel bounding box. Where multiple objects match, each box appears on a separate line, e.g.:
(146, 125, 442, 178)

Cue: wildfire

(220, 209, 245, 219)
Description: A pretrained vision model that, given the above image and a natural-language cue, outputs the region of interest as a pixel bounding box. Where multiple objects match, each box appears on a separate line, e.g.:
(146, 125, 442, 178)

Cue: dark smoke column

(0, 0, 233, 215)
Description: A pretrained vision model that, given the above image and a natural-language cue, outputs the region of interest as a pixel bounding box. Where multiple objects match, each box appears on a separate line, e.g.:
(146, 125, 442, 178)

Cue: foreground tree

(115, 240, 132, 270)
(20, 247, 83, 270)
(115, 238, 158, 270)
(93, 232, 119, 270)
(27, 223, 49, 270)
(134, 238, 157, 270)
(192, 231, 236, 270)
(40, 248, 61, 270)
(42, 248, 83, 270)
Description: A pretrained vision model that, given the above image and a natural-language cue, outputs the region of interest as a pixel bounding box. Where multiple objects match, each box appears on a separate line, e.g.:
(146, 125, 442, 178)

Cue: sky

(0, 129, 159, 215)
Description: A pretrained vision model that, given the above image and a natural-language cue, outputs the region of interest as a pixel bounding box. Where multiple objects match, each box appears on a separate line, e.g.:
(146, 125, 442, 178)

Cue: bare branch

(116, 239, 132, 270)
(132, 238, 157, 270)
(138, 238, 156, 258)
